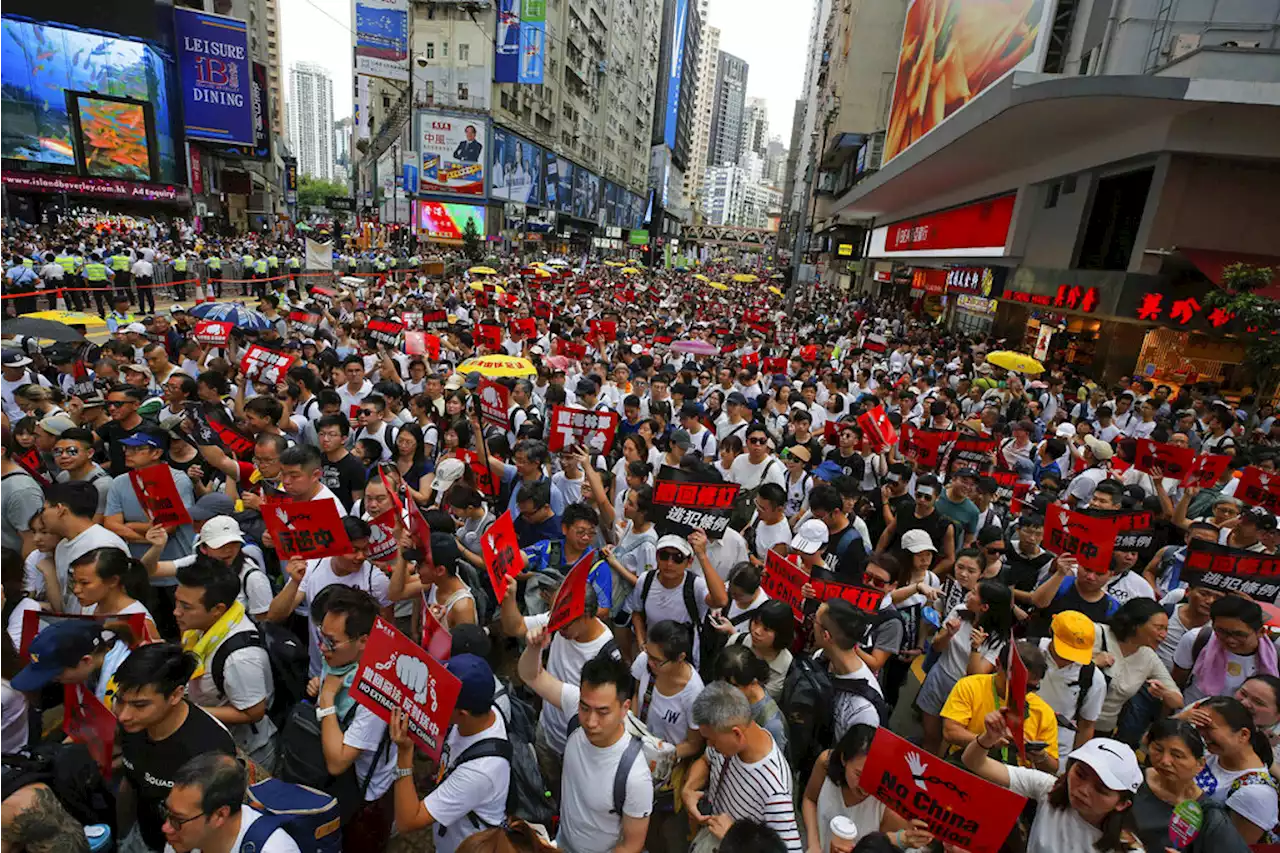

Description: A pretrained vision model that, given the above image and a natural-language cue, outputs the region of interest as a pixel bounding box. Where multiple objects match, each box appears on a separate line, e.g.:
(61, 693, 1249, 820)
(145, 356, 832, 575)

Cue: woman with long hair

(601, 484, 657, 618)
(917, 578, 1013, 756)
(392, 422, 432, 497)
(71, 548, 160, 640)
(1180, 695, 1278, 843)
(1130, 719, 1251, 853)
(631, 620, 705, 758)
(963, 710, 1144, 852)
(802, 724, 937, 852)
(1093, 597, 1183, 738)
(610, 434, 650, 505)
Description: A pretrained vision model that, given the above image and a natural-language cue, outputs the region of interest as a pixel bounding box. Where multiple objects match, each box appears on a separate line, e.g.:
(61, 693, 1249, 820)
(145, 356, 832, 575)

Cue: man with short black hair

(877, 473, 956, 574)
(52, 427, 112, 521)
(316, 414, 367, 511)
(160, 752, 301, 852)
(99, 383, 149, 475)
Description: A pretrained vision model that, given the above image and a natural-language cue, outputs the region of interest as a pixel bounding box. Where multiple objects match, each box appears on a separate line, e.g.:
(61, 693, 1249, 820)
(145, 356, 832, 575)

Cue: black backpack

(1, 742, 115, 829)
(780, 655, 890, 771)
(275, 701, 390, 823)
(211, 622, 309, 730)
(728, 458, 779, 531)
(566, 716, 645, 816)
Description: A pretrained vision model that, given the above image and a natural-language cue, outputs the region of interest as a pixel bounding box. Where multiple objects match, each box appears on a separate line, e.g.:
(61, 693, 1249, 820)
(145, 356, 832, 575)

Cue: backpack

(275, 700, 390, 823)
(1070, 663, 1097, 722)
(211, 621, 309, 730)
(242, 778, 342, 853)
(780, 655, 890, 771)
(566, 717, 645, 814)
(0, 742, 115, 829)
(728, 459, 779, 531)
(640, 571, 704, 667)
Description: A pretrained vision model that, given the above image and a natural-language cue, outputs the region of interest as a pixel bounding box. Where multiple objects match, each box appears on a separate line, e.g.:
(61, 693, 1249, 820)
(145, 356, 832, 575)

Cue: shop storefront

(945, 266, 1006, 335)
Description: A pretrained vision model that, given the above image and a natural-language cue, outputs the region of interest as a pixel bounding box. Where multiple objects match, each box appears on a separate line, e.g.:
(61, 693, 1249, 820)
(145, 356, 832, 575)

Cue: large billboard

(355, 0, 409, 82)
(1, 18, 178, 182)
(552, 155, 575, 215)
(491, 127, 542, 205)
(417, 112, 487, 197)
(496, 0, 545, 84)
(205, 62, 270, 160)
(173, 8, 255, 145)
(664, 0, 689, 150)
(573, 167, 600, 221)
(72, 95, 154, 181)
(416, 201, 486, 240)
(884, 0, 1052, 163)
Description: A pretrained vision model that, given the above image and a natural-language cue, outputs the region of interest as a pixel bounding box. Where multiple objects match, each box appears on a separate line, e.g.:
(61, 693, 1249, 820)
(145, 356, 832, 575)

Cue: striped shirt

(703, 737, 801, 851)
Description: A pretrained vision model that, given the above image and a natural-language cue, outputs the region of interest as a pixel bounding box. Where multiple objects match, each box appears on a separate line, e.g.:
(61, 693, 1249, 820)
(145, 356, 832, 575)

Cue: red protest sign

(509, 317, 537, 340)
(21, 610, 147, 659)
(589, 319, 618, 340)
(64, 683, 117, 777)
(350, 616, 462, 762)
(481, 511, 525, 605)
(1132, 439, 1196, 481)
(741, 351, 760, 370)
(193, 320, 232, 346)
(1043, 503, 1116, 573)
(863, 333, 888, 353)
(421, 606, 452, 661)
(764, 357, 788, 373)
(898, 421, 915, 455)
(548, 549, 595, 633)
(1182, 453, 1231, 489)
(532, 300, 552, 319)
(823, 421, 841, 446)
(263, 499, 352, 560)
(1005, 641, 1029, 761)
(948, 435, 999, 474)
(455, 448, 499, 497)
(1181, 539, 1280, 604)
(422, 309, 449, 329)
(861, 728, 1026, 853)
(555, 338, 588, 360)
(800, 344, 818, 361)
(760, 549, 809, 621)
(367, 507, 400, 562)
(404, 331, 441, 359)
(287, 310, 321, 337)
(906, 428, 957, 468)
(475, 323, 503, 351)
(651, 469, 741, 540)
(478, 378, 511, 432)
(549, 405, 619, 455)
(858, 404, 898, 452)
(367, 318, 405, 347)
(401, 311, 424, 330)
(1235, 467, 1280, 513)
(128, 465, 192, 528)
(239, 344, 295, 385)
(809, 578, 884, 613)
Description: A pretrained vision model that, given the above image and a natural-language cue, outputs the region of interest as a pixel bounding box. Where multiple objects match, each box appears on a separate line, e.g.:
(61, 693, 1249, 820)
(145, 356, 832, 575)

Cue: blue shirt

(5, 265, 38, 287)
(501, 465, 570, 517)
(520, 539, 612, 605)
(104, 467, 196, 586)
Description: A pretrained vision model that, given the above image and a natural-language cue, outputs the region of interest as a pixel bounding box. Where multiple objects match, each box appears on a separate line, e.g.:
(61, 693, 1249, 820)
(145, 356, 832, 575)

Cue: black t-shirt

(120, 702, 237, 850)
(781, 434, 822, 462)
(97, 419, 149, 476)
(824, 447, 866, 483)
(893, 508, 954, 554)
(1001, 545, 1056, 593)
(322, 450, 367, 512)
(813, 522, 868, 584)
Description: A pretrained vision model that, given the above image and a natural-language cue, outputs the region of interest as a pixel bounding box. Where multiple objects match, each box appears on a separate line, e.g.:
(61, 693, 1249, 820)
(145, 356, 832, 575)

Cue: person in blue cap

(11, 618, 133, 709)
(389, 653, 511, 853)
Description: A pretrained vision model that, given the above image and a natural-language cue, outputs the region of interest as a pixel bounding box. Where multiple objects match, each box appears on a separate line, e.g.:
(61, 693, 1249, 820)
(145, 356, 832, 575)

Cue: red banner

(367, 507, 400, 562)
(1043, 503, 1116, 573)
(548, 549, 595, 633)
(906, 428, 957, 468)
(764, 357, 788, 373)
(1132, 439, 1195, 481)
(474, 323, 503, 351)
(589, 319, 618, 341)
(481, 511, 524, 605)
(532, 300, 552, 319)
(509, 317, 537, 340)
(858, 405, 898, 452)
(549, 405, 619, 455)
(367, 318, 405, 348)
(287, 310, 321, 337)
(760, 550, 809, 621)
(128, 465, 192, 528)
(455, 448, 499, 497)
(478, 378, 511, 432)
(239, 344, 295, 385)
(741, 351, 760, 370)
(651, 469, 741, 540)
(421, 309, 449, 329)
(64, 683, 117, 777)
(948, 435, 999, 474)
(263, 499, 352, 560)
(860, 728, 1027, 853)
(350, 617, 462, 762)
(1181, 539, 1280, 604)
(404, 331, 441, 359)
(1235, 467, 1280, 514)
(555, 338, 588, 360)
(809, 578, 885, 614)
(193, 320, 232, 346)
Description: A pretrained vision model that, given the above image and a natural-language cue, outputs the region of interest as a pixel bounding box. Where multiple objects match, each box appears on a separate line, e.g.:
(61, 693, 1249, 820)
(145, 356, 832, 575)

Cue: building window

(458, 83, 469, 100)
(425, 42, 435, 59)
(441, 41, 448, 58)
(458, 43, 469, 62)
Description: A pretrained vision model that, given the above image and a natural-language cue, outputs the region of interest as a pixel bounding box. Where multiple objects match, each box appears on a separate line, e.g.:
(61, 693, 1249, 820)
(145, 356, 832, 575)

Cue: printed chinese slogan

(263, 499, 352, 560)
(240, 344, 295, 386)
(1181, 539, 1280, 604)
(549, 404, 619, 455)
(1043, 503, 1118, 572)
(652, 467, 740, 539)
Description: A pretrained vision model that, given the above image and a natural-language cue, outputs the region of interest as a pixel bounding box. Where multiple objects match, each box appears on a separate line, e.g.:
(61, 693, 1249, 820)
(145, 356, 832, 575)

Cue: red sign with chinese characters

(881, 193, 1016, 254)
(477, 377, 511, 432)
(194, 320, 232, 346)
(263, 499, 352, 560)
(548, 405, 619, 454)
(548, 549, 595, 633)
(128, 465, 192, 528)
(481, 511, 524, 605)
(760, 549, 809, 621)
(455, 448, 499, 497)
(240, 345, 295, 385)
(1235, 467, 1280, 514)
(1043, 503, 1116, 573)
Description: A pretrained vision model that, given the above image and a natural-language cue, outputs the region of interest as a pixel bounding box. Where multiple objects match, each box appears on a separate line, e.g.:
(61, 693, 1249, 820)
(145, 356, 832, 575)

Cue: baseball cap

(464, 372, 482, 390)
(1243, 506, 1278, 531)
(790, 519, 829, 555)
(1, 350, 32, 368)
(195, 515, 245, 549)
(121, 361, 153, 377)
(76, 392, 106, 409)
(444, 373, 465, 391)
(191, 492, 238, 522)
(124, 322, 147, 334)
(726, 391, 748, 406)
(952, 467, 980, 481)
(901, 529, 937, 554)
(446, 653, 496, 714)
(1083, 435, 1114, 461)
(1068, 738, 1143, 793)
(449, 623, 492, 658)
(1055, 422, 1076, 439)
(120, 430, 165, 449)
(573, 378, 596, 397)
(655, 534, 693, 558)
(12, 620, 112, 692)
(669, 429, 692, 451)
(433, 458, 467, 494)
(1050, 610, 1096, 665)
(813, 460, 843, 482)
(37, 414, 77, 437)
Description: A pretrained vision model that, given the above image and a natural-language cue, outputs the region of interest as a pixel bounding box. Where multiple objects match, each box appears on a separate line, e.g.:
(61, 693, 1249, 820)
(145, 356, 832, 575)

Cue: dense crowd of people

(2, 214, 1279, 853)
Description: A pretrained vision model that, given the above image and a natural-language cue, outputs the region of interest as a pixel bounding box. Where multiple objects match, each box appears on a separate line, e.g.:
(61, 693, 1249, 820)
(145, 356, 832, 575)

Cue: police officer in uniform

(55, 246, 83, 312)
(171, 250, 189, 302)
(82, 252, 114, 317)
(205, 252, 223, 300)
(110, 246, 133, 305)
(253, 254, 269, 298)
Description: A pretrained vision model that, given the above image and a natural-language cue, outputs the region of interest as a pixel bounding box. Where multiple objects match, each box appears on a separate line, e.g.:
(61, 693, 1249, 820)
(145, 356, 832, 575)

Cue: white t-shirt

(424, 714, 511, 853)
(630, 653, 704, 746)
(625, 570, 711, 665)
(54, 524, 130, 614)
(6, 596, 41, 653)
(705, 528, 749, 580)
(726, 588, 769, 622)
(752, 517, 791, 560)
(831, 664, 885, 740)
(1007, 765, 1138, 853)
(1105, 571, 1154, 605)
(523, 612, 616, 754)
(729, 455, 786, 491)
(343, 703, 396, 800)
(1174, 626, 1259, 703)
(163, 806, 301, 852)
(185, 615, 276, 755)
(1194, 754, 1279, 833)
(556, 684, 654, 853)
(1036, 638, 1106, 760)
(169, 553, 273, 617)
(298, 559, 392, 676)
(2, 680, 29, 755)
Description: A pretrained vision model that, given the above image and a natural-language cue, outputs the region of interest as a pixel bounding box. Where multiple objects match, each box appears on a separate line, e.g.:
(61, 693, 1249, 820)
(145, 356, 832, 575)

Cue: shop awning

(1179, 247, 1280, 298)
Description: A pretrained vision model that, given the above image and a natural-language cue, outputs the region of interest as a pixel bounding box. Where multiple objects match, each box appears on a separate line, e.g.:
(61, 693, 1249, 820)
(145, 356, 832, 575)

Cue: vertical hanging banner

(518, 0, 546, 84)
(354, 0, 410, 82)
(494, 0, 523, 83)
(174, 8, 255, 144)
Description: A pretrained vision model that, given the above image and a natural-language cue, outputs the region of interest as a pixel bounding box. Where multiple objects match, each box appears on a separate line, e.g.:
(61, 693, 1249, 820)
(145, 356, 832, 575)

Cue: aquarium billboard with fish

(1, 17, 178, 183)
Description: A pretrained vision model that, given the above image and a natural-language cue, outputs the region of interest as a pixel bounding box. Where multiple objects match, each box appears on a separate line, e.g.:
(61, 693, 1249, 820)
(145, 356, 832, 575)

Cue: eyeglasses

(656, 549, 688, 562)
(862, 573, 892, 590)
(159, 804, 207, 829)
(51, 447, 81, 456)
(318, 634, 356, 652)
(1213, 625, 1255, 642)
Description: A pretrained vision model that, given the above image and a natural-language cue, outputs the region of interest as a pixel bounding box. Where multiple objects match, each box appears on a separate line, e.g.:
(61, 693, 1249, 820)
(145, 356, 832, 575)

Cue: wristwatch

(315, 705, 337, 720)
(393, 767, 414, 780)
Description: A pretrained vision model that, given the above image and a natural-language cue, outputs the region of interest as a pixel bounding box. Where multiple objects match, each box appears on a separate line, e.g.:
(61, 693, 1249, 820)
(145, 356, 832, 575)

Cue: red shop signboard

(874, 193, 1016, 256)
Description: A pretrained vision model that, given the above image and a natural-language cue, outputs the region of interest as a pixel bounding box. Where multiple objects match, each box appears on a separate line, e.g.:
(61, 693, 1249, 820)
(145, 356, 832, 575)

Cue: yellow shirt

(940, 673, 1060, 766)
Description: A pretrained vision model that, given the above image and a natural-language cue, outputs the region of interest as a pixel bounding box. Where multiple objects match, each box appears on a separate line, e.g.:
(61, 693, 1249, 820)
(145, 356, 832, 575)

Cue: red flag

(1005, 641, 1028, 761)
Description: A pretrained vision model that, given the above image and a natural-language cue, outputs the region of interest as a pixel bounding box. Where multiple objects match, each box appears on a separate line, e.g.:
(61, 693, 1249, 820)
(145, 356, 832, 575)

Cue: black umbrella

(2, 317, 88, 343)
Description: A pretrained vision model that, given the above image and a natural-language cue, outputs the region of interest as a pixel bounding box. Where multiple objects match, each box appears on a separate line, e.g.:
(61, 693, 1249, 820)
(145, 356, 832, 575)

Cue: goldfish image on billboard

(884, 0, 1048, 163)
(78, 98, 150, 181)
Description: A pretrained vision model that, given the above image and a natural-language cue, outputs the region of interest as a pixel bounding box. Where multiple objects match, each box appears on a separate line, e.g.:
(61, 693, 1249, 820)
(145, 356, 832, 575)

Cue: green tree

(462, 217, 483, 262)
(297, 176, 349, 209)
(1204, 263, 1279, 437)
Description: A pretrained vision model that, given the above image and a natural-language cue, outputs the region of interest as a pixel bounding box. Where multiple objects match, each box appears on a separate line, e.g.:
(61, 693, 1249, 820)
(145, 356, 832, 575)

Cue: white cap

(1055, 422, 1076, 439)
(1084, 435, 1114, 461)
(1068, 738, 1143, 793)
(655, 534, 693, 558)
(124, 322, 147, 334)
(195, 515, 244, 549)
(901, 529, 937, 554)
(432, 457, 467, 493)
(790, 519, 829, 555)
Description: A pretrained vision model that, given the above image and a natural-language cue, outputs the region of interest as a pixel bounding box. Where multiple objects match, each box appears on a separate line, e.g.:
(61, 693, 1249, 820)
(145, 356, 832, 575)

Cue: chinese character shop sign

(870, 193, 1016, 258)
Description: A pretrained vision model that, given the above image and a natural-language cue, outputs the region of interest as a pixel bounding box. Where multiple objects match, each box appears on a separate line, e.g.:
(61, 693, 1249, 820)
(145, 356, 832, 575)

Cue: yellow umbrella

(468, 282, 507, 294)
(768, 286, 784, 297)
(692, 274, 709, 282)
(620, 267, 641, 274)
(20, 310, 107, 329)
(532, 268, 552, 278)
(456, 355, 536, 377)
(603, 260, 623, 268)
(468, 266, 498, 275)
(732, 273, 758, 283)
(708, 282, 729, 291)
(985, 351, 1045, 375)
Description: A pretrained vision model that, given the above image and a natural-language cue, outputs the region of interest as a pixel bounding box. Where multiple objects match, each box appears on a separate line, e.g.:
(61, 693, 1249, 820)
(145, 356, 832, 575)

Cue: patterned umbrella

(670, 340, 719, 355)
(188, 302, 273, 330)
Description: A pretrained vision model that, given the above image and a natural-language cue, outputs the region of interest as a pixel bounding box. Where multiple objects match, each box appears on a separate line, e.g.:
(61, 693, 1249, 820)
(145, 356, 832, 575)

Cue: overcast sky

(280, 0, 809, 143)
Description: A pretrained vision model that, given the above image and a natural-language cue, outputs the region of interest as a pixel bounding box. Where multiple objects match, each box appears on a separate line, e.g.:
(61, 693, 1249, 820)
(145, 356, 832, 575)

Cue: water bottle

(829, 815, 858, 853)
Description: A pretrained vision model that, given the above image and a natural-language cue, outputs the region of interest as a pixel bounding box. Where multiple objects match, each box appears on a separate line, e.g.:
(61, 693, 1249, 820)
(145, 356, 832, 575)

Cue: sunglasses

(51, 447, 81, 456)
(360, 409, 378, 417)
(657, 549, 689, 562)
(747, 436, 768, 445)
(105, 400, 133, 408)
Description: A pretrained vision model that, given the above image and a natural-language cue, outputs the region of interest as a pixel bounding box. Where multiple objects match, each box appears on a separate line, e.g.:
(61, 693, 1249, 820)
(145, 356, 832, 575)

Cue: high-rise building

(260, 0, 285, 139)
(683, 11, 717, 214)
(708, 51, 748, 168)
(333, 116, 352, 188)
(741, 96, 768, 161)
(288, 62, 334, 180)
(702, 152, 780, 228)
(647, 0, 703, 234)
(763, 136, 787, 185)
